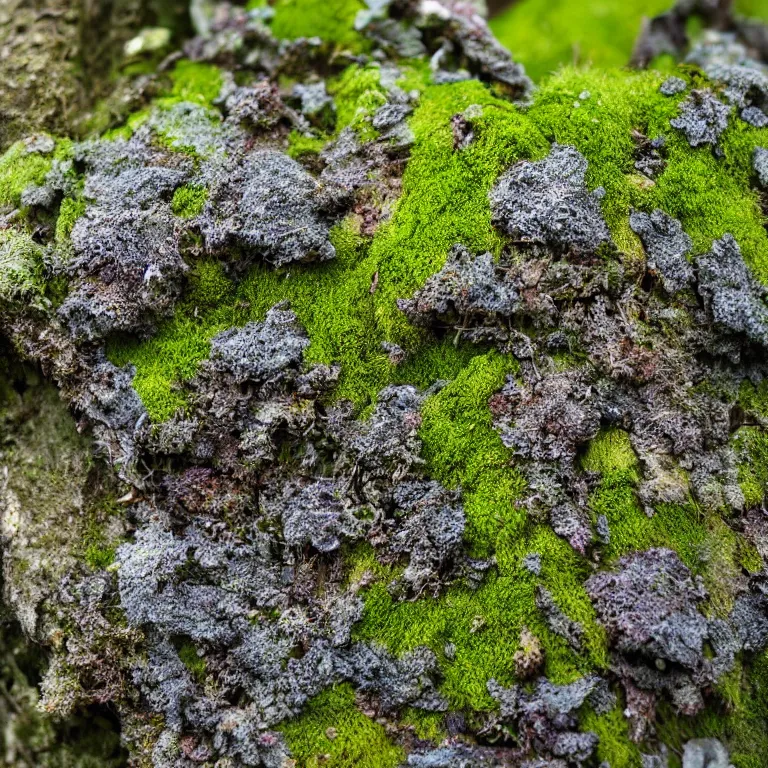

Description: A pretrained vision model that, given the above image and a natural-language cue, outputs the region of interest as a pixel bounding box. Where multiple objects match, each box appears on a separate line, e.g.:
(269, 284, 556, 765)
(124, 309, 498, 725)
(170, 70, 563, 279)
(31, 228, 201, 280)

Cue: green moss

(581, 427, 638, 479)
(353, 354, 608, 711)
(55, 197, 86, 245)
(84, 543, 117, 570)
(528, 67, 768, 279)
(734, 426, 768, 509)
(585, 430, 758, 616)
(491, 0, 768, 82)
(165, 60, 223, 107)
(109, 78, 549, 422)
(328, 64, 389, 140)
(171, 184, 208, 219)
(581, 705, 642, 768)
(400, 708, 446, 742)
(268, 0, 368, 49)
(654, 652, 768, 768)
(0, 140, 53, 208)
(287, 130, 329, 161)
(0, 228, 44, 302)
(490, 0, 672, 81)
(176, 642, 207, 684)
(279, 684, 403, 768)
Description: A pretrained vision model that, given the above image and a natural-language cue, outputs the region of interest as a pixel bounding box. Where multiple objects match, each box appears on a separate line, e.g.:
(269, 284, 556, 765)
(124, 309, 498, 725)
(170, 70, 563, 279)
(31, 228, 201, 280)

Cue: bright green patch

(171, 184, 208, 219)
(734, 427, 768, 509)
(164, 60, 223, 107)
(585, 429, 759, 616)
(287, 130, 329, 161)
(0, 140, 53, 208)
(55, 197, 86, 246)
(176, 642, 207, 684)
(491, 0, 768, 82)
(84, 543, 117, 570)
(0, 228, 44, 302)
(529, 67, 768, 278)
(280, 684, 403, 768)
(490, 0, 672, 81)
(581, 705, 642, 768)
(354, 354, 608, 711)
(268, 0, 368, 49)
(108, 78, 549, 422)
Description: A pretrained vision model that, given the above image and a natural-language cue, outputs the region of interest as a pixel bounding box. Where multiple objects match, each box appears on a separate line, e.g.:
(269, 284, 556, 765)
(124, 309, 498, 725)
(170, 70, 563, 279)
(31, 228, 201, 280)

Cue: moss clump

(176, 642, 207, 684)
(353, 354, 608, 711)
(0, 229, 44, 303)
(171, 184, 208, 219)
(165, 60, 223, 107)
(55, 197, 87, 246)
(279, 684, 403, 768)
(266, 0, 368, 49)
(0, 140, 53, 208)
(734, 427, 768, 509)
(528, 67, 768, 276)
(585, 429, 761, 616)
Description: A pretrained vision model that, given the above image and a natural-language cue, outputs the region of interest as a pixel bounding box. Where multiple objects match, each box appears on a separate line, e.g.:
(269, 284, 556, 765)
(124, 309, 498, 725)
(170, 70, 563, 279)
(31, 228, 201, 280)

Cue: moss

(287, 131, 329, 161)
(353, 354, 608, 711)
(171, 184, 208, 219)
(528, 67, 768, 279)
(491, 0, 768, 82)
(164, 60, 223, 107)
(490, 0, 672, 82)
(176, 642, 207, 684)
(279, 684, 404, 768)
(267, 0, 368, 50)
(581, 704, 642, 768)
(399, 708, 446, 742)
(55, 197, 87, 246)
(585, 431, 758, 616)
(327, 64, 389, 140)
(84, 543, 117, 570)
(580, 427, 639, 478)
(654, 652, 768, 768)
(0, 139, 53, 208)
(0, 228, 44, 302)
(734, 427, 768, 509)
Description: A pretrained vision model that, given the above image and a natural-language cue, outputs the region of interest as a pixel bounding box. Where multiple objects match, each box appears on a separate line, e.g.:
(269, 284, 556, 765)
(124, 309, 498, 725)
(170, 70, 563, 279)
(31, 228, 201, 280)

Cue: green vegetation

(491, 0, 768, 82)
(249, 0, 368, 50)
(164, 60, 223, 107)
(280, 684, 403, 768)
(176, 642, 207, 684)
(0, 139, 53, 208)
(171, 184, 208, 218)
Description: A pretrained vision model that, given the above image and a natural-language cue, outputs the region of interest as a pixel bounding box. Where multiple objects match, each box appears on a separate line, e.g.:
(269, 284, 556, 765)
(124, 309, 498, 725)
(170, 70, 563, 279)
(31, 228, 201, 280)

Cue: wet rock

(490, 144, 611, 254)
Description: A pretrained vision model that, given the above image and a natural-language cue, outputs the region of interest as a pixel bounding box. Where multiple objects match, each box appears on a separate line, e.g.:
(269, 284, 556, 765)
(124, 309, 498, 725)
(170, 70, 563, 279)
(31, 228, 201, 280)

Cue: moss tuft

(279, 684, 403, 768)
(0, 140, 53, 208)
(171, 184, 208, 219)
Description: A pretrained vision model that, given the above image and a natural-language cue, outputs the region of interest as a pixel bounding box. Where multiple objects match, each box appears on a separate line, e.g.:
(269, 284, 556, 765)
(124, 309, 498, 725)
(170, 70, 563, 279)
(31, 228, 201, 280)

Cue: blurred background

(488, 0, 768, 81)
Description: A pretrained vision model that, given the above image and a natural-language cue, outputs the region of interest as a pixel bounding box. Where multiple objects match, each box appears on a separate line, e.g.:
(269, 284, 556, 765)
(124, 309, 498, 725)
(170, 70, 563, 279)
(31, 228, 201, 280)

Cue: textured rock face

(3, 0, 768, 766)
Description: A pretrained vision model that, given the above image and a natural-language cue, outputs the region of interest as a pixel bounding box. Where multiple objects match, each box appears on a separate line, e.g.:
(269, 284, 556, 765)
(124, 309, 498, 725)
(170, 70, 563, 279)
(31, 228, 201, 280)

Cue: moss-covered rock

(3, 0, 768, 766)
